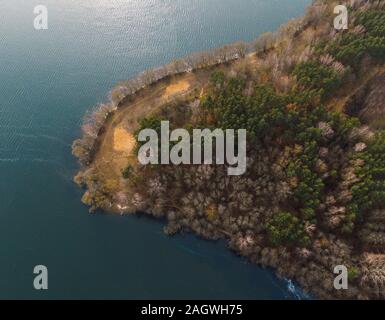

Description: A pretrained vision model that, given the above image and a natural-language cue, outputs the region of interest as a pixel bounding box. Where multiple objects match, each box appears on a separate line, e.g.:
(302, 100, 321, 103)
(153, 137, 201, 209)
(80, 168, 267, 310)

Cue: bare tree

(255, 32, 274, 53)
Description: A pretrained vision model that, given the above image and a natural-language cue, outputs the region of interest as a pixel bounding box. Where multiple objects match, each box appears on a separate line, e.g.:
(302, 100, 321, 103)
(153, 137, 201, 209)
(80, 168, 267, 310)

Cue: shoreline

(72, 0, 385, 300)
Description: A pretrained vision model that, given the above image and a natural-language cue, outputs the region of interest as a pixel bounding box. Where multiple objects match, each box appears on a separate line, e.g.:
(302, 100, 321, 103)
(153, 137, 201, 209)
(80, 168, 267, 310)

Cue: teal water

(0, 0, 311, 299)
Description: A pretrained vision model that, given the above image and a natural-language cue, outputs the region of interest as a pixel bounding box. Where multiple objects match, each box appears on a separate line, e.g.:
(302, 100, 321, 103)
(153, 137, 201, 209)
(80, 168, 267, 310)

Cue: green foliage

(122, 164, 133, 179)
(292, 61, 341, 99)
(287, 162, 324, 220)
(134, 116, 164, 155)
(328, 33, 385, 66)
(347, 131, 385, 230)
(210, 71, 225, 88)
(135, 116, 163, 137)
(348, 266, 360, 281)
(267, 212, 310, 247)
(329, 112, 360, 138)
(203, 74, 359, 222)
(208, 83, 290, 140)
(328, 33, 367, 65)
(355, 9, 385, 38)
(326, 9, 385, 66)
(287, 88, 322, 107)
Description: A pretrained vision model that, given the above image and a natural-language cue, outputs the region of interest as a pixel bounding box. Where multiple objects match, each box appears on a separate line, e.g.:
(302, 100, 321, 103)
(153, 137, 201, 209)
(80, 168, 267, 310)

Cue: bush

(355, 9, 385, 38)
(326, 9, 385, 66)
(292, 61, 341, 99)
(122, 164, 133, 179)
(267, 211, 310, 247)
(210, 71, 225, 88)
(348, 266, 360, 281)
(328, 33, 385, 66)
(134, 116, 164, 155)
(347, 131, 385, 229)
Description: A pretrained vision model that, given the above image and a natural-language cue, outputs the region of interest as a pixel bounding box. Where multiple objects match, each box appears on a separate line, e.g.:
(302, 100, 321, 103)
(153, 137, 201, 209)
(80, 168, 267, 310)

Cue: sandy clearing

(113, 127, 136, 155)
(163, 80, 190, 99)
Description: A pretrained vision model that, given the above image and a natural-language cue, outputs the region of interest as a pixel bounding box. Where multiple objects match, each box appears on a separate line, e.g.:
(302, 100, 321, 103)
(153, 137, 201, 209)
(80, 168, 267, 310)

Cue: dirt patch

(113, 127, 136, 155)
(163, 80, 190, 99)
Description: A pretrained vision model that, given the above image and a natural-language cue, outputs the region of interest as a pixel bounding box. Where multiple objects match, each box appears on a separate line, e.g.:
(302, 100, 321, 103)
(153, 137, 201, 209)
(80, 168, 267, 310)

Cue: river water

(0, 0, 311, 299)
